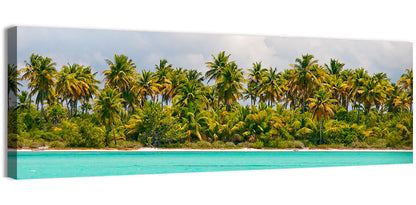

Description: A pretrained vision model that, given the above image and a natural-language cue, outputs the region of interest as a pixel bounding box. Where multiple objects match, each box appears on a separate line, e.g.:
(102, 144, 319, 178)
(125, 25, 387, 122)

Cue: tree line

(7, 51, 413, 149)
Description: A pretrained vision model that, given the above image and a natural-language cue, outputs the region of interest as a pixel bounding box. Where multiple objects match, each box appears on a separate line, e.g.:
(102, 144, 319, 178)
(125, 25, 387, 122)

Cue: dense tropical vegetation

(7, 52, 413, 150)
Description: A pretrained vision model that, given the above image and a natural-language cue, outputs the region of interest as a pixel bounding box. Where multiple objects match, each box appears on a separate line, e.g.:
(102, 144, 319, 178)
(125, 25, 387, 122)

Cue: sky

(14, 26, 413, 88)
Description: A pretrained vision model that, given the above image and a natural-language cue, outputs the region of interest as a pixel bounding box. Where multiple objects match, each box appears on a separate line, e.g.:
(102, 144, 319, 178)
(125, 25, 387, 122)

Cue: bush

(115, 140, 142, 149)
(237, 142, 249, 148)
(224, 142, 237, 149)
(194, 141, 212, 149)
(350, 141, 369, 148)
(212, 141, 225, 149)
(132, 102, 187, 147)
(293, 140, 304, 148)
(49, 141, 66, 149)
(249, 139, 264, 149)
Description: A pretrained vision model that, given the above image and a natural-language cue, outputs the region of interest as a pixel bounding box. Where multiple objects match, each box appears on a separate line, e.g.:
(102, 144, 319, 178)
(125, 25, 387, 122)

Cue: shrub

(350, 141, 369, 148)
(49, 141, 66, 149)
(293, 140, 304, 148)
(249, 139, 264, 149)
(224, 142, 237, 149)
(237, 142, 249, 148)
(212, 141, 225, 149)
(195, 141, 212, 149)
(132, 102, 187, 147)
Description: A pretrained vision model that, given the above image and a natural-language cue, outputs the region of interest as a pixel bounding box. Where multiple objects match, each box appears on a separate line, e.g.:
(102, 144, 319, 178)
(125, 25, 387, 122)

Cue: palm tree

(259, 67, 282, 107)
(165, 68, 186, 105)
(292, 54, 319, 113)
(174, 81, 208, 110)
(205, 51, 231, 83)
(247, 62, 267, 105)
(56, 63, 82, 117)
(103, 54, 137, 113)
(397, 69, 413, 112)
(373, 72, 392, 120)
(359, 76, 385, 125)
(16, 91, 32, 112)
(283, 69, 300, 110)
(215, 62, 246, 111)
(94, 87, 123, 146)
(56, 63, 100, 117)
(22, 53, 57, 130)
(352, 68, 369, 124)
(155, 59, 173, 106)
(8, 64, 22, 109)
(131, 70, 159, 107)
(324, 58, 345, 76)
(76, 65, 100, 114)
(393, 92, 411, 112)
(340, 69, 355, 121)
(181, 110, 210, 141)
(308, 89, 336, 144)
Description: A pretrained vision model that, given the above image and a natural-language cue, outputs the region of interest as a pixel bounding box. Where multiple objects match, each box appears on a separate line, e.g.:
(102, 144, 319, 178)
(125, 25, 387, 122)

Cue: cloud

(16, 26, 412, 85)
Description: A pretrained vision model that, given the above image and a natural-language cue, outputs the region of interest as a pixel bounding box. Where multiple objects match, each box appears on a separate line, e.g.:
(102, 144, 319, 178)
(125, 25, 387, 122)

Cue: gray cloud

(16, 26, 412, 88)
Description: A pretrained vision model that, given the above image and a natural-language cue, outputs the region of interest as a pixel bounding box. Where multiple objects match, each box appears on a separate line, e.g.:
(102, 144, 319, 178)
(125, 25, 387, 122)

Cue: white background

(1, 1, 414, 204)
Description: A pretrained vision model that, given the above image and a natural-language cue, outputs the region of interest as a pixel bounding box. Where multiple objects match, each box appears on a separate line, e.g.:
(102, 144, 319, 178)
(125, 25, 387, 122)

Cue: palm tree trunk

(356, 105, 360, 124)
(319, 119, 323, 145)
(354, 97, 360, 124)
(365, 107, 369, 125)
(380, 104, 384, 121)
(302, 89, 306, 113)
(28, 94, 32, 113)
(345, 96, 349, 122)
(226, 99, 231, 111)
(111, 122, 117, 145)
(40, 100, 44, 130)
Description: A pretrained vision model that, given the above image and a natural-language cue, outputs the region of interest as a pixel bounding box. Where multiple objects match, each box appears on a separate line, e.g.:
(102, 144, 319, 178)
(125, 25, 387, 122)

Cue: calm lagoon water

(9, 151, 413, 179)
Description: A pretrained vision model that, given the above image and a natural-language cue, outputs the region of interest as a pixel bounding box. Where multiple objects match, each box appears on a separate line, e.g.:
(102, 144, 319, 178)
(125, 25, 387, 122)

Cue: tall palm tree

(76, 65, 100, 114)
(259, 67, 282, 107)
(94, 87, 123, 145)
(247, 62, 267, 105)
(292, 54, 319, 113)
(340, 69, 355, 121)
(359, 76, 385, 125)
(56, 63, 82, 117)
(308, 89, 336, 144)
(283, 69, 300, 110)
(174, 81, 208, 110)
(164, 68, 186, 106)
(131, 70, 159, 107)
(215, 62, 246, 111)
(155, 59, 173, 106)
(22, 53, 57, 130)
(103, 54, 137, 113)
(56, 63, 100, 117)
(352, 68, 369, 124)
(373, 72, 392, 120)
(397, 69, 413, 112)
(324, 58, 345, 76)
(205, 51, 231, 83)
(8, 64, 22, 109)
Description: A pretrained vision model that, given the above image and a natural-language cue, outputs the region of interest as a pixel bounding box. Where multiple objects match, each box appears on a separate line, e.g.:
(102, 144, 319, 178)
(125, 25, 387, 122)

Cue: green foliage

(12, 53, 413, 150)
(250, 139, 264, 149)
(128, 102, 186, 147)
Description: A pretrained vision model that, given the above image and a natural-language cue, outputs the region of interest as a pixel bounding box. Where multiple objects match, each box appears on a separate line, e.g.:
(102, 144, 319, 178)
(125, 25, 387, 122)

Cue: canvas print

(7, 26, 413, 179)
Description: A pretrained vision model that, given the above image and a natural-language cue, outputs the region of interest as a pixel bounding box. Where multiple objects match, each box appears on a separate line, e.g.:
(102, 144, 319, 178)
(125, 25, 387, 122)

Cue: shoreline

(9, 148, 413, 152)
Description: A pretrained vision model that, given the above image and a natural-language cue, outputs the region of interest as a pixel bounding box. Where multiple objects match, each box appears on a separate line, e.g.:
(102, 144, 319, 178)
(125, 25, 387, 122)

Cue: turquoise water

(9, 151, 413, 179)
